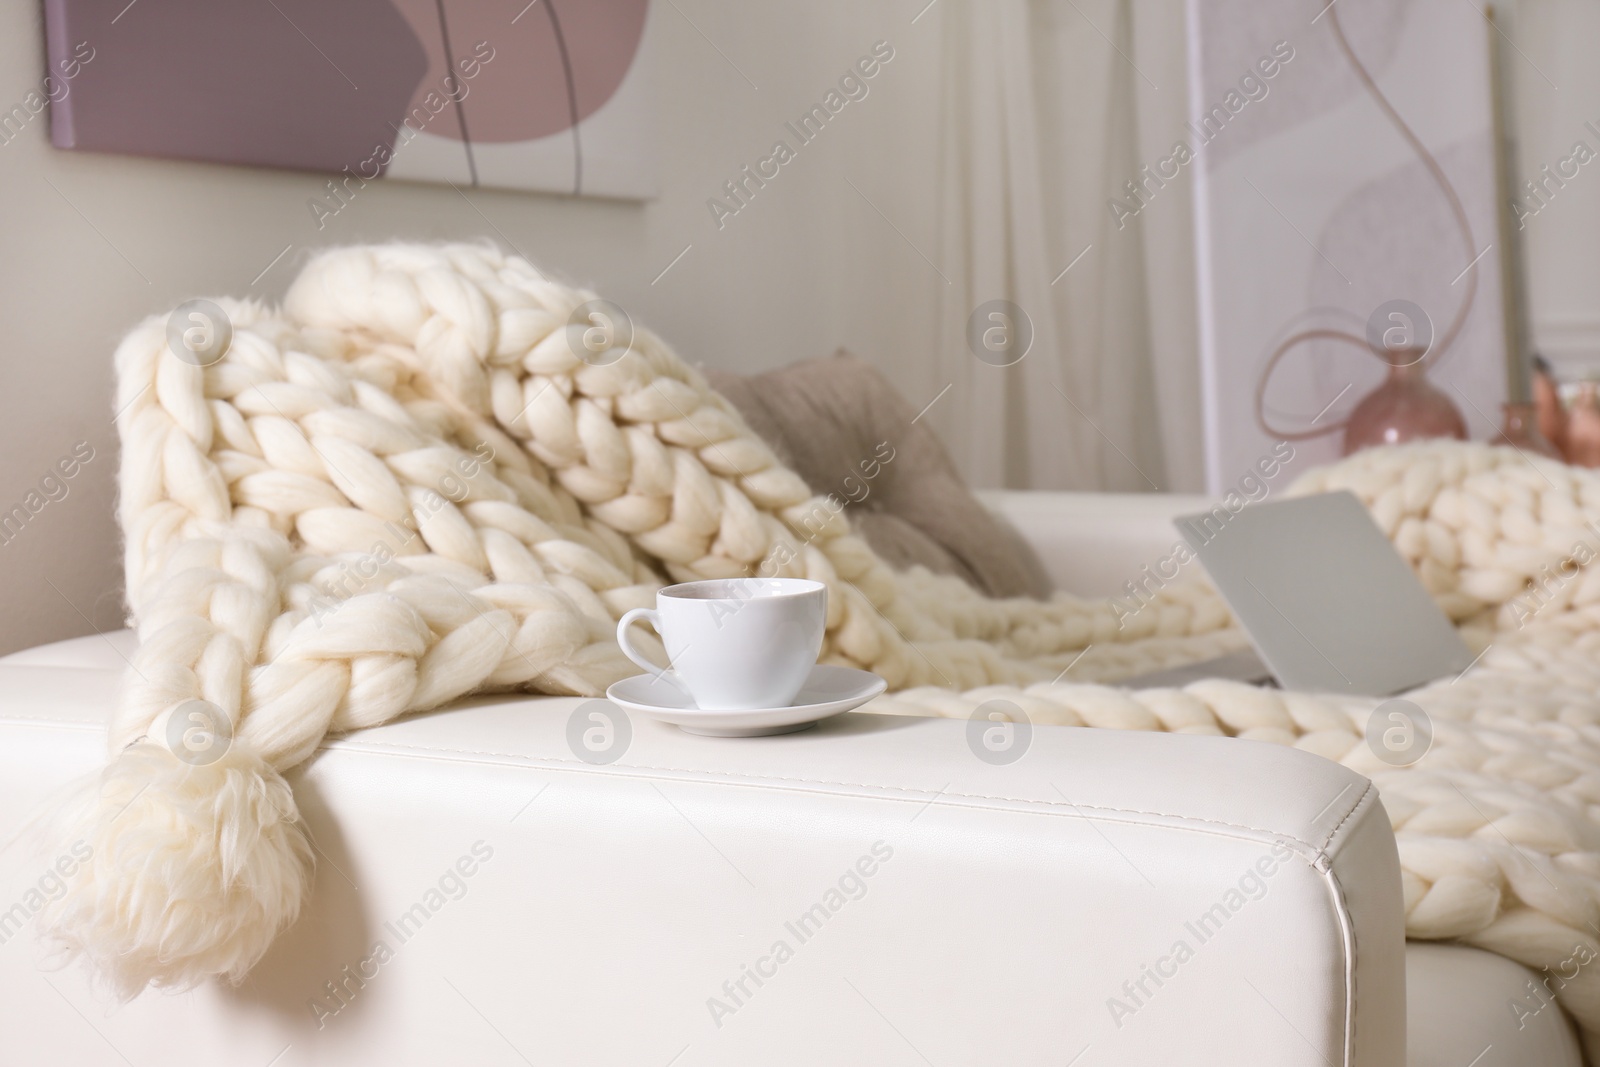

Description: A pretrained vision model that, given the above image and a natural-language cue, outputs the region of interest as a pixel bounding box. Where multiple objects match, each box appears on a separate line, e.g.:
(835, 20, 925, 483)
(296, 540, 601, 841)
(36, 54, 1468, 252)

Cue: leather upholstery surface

(976, 489, 1213, 600)
(0, 632, 1405, 1065)
(1407, 942, 1581, 1067)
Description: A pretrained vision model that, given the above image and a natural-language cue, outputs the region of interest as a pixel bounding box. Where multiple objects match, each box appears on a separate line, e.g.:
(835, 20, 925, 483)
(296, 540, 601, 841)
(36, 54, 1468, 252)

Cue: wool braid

(34, 243, 1600, 1054)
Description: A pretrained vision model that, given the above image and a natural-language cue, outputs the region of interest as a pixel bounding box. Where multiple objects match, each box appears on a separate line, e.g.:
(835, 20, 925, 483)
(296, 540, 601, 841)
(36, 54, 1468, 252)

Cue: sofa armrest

(979, 490, 1213, 599)
(1, 642, 1403, 1066)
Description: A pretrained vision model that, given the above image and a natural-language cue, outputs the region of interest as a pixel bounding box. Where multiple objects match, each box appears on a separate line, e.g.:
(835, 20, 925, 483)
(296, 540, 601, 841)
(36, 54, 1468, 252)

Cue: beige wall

(0, 0, 945, 654)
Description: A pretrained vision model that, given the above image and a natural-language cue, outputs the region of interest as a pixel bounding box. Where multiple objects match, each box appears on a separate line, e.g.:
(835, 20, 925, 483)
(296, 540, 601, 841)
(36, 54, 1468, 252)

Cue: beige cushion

(705, 351, 1053, 599)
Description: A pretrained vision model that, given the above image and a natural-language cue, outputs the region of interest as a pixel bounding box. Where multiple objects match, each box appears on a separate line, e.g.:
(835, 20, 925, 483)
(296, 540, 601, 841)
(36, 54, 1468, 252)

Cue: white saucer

(605, 665, 887, 737)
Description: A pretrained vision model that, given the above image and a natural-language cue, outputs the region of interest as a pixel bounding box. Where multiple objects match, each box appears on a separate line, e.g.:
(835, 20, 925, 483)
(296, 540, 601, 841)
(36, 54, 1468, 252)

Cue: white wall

(0, 0, 946, 654)
(1512, 0, 1600, 377)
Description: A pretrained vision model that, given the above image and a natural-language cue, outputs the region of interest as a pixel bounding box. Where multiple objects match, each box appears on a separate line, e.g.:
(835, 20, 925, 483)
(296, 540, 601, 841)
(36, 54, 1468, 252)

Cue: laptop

(1121, 490, 1476, 696)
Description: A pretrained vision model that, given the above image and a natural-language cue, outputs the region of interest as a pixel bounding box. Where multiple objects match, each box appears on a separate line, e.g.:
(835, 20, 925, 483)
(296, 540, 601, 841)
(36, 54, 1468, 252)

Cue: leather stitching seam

(322, 736, 1372, 853)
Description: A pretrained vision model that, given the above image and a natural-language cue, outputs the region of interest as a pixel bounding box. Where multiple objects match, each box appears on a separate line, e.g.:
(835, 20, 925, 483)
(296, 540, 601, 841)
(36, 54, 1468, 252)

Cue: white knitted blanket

(41, 243, 1600, 1055)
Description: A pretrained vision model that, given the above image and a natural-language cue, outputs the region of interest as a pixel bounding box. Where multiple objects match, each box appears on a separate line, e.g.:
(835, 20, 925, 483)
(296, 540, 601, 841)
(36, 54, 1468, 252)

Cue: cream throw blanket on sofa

(40, 242, 1600, 1054)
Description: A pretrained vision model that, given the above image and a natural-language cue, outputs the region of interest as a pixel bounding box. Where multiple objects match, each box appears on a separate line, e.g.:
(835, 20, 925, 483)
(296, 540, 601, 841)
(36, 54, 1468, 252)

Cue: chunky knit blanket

(39, 242, 1600, 1055)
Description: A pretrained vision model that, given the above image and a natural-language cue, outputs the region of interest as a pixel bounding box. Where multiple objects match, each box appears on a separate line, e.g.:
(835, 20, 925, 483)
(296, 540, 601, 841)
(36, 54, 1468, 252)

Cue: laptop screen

(1175, 491, 1476, 696)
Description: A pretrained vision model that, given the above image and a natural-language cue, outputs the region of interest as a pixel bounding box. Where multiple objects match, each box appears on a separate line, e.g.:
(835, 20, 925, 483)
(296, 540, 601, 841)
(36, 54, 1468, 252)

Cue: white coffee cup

(616, 578, 828, 710)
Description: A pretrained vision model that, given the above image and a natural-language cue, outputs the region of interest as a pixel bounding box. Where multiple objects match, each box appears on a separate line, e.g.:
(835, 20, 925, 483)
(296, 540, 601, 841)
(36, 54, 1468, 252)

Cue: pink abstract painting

(43, 0, 656, 200)
(1184, 0, 1507, 491)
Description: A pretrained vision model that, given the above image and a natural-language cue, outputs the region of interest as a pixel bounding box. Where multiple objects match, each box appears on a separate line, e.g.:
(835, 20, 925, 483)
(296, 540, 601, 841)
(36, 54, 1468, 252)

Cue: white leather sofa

(0, 492, 1582, 1066)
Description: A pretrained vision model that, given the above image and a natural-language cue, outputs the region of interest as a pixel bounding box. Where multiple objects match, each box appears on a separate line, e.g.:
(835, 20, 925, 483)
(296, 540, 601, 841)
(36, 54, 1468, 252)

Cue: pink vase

(1564, 383, 1600, 467)
(1342, 361, 1467, 456)
(1533, 358, 1568, 448)
(1498, 402, 1562, 459)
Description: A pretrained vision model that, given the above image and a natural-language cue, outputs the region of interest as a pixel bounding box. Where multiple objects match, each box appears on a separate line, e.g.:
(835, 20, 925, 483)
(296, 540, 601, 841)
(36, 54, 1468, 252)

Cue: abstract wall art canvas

(42, 0, 656, 200)
(1185, 0, 1508, 493)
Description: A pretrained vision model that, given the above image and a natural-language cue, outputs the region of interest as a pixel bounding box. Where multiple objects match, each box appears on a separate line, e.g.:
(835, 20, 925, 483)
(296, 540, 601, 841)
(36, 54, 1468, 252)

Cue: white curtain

(931, 0, 1206, 492)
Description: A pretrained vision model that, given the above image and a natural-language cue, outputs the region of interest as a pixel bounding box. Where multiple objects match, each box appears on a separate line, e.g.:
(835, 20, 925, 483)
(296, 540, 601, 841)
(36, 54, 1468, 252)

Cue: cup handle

(616, 607, 672, 678)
